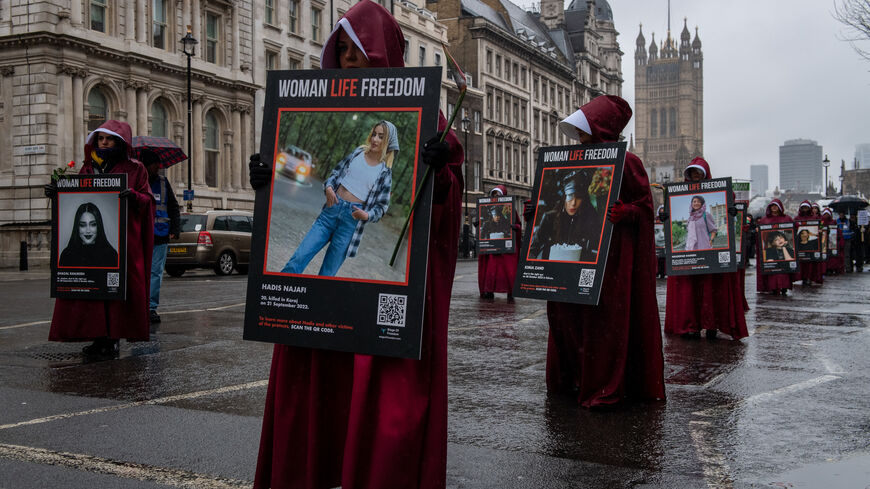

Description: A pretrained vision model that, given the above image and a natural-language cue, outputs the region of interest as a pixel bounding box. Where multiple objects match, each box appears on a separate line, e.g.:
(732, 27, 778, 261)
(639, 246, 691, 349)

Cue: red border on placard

(526, 164, 615, 265)
(668, 190, 731, 254)
(262, 107, 422, 286)
(56, 190, 122, 270)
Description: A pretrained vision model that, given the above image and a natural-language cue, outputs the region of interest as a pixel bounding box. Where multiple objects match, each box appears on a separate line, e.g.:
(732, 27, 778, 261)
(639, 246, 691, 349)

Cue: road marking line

(448, 308, 546, 331)
(162, 302, 246, 315)
(692, 375, 840, 417)
(815, 351, 845, 374)
(0, 320, 50, 331)
(0, 380, 268, 431)
(689, 421, 735, 489)
(0, 443, 250, 489)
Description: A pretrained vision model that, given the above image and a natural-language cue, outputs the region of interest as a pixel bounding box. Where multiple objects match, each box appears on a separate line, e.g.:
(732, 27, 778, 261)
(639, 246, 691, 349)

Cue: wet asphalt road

(1, 262, 869, 488)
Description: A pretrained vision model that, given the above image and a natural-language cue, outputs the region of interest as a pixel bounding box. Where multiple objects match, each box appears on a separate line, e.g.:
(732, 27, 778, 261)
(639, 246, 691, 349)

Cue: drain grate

(0, 341, 165, 367)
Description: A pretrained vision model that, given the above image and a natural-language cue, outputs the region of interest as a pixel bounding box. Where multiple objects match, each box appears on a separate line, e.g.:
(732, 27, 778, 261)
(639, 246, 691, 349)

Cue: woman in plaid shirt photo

(280, 119, 398, 276)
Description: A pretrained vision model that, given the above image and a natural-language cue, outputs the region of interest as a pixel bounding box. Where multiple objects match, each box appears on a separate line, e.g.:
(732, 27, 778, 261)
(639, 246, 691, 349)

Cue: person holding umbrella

(137, 143, 183, 324)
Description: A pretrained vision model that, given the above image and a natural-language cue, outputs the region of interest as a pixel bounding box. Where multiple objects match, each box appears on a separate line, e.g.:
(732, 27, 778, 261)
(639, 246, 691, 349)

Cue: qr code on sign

(578, 269, 595, 288)
(718, 252, 731, 264)
(107, 273, 119, 287)
(377, 293, 407, 328)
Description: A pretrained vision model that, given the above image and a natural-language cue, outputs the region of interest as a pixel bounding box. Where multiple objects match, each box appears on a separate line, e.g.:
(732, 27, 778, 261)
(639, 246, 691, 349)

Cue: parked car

(165, 210, 253, 277)
(276, 145, 314, 183)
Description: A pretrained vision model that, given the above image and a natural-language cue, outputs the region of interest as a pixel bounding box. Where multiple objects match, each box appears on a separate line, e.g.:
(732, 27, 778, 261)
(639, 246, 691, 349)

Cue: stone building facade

(633, 19, 703, 183)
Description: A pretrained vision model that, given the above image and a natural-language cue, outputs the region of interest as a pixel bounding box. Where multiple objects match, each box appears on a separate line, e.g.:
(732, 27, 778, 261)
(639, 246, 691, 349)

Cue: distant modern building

(779, 139, 823, 193)
(855, 143, 870, 170)
(750, 164, 768, 198)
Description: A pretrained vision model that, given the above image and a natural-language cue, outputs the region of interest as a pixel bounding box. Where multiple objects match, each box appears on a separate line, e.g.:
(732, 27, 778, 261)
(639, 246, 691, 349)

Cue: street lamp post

(822, 154, 830, 197)
(180, 26, 198, 212)
(461, 115, 471, 258)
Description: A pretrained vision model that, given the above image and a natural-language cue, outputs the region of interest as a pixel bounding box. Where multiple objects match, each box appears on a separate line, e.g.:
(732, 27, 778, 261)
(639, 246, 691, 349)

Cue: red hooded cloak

(664, 157, 748, 340)
(49, 120, 154, 342)
(478, 185, 521, 295)
(793, 200, 825, 284)
(822, 208, 844, 274)
(545, 95, 665, 407)
(756, 199, 794, 292)
(254, 2, 463, 487)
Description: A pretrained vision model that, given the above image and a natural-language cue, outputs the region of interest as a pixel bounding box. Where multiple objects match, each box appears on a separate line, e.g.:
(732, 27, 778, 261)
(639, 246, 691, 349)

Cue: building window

(447, 103, 455, 124)
(204, 111, 219, 188)
(534, 109, 540, 138)
(650, 109, 657, 137)
(90, 0, 108, 33)
(474, 110, 481, 133)
(542, 80, 547, 104)
(151, 100, 169, 137)
(266, 50, 278, 70)
(533, 77, 539, 101)
(265, 0, 275, 25)
(288, 56, 301, 70)
(404, 40, 410, 63)
(486, 50, 492, 73)
(434, 52, 441, 66)
(205, 12, 220, 64)
(669, 107, 677, 136)
(521, 104, 527, 130)
(419, 45, 426, 66)
(152, 0, 167, 48)
(311, 7, 322, 42)
(288, 0, 299, 33)
(660, 110, 667, 137)
(495, 96, 501, 122)
(486, 92, 493, 118)
(487, 141, 493, 175)
(512, 63, 518, 84)
(521, 67, 527, 88)
(495, 55, 501, 77)
(87, 88, 108, 131)
(550, 86, 555, 106)
(474, 161, 481, 192)
(513, 102, 518, 127)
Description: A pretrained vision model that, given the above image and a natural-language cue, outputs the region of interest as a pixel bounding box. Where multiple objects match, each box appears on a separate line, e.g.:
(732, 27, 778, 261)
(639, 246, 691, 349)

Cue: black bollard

(19, 240, 28, 271)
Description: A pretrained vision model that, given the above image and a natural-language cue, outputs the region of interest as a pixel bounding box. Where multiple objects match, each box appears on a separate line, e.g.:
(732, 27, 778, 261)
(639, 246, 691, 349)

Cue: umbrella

(132, 136, 188, 168)
(828, 195, 869, 215)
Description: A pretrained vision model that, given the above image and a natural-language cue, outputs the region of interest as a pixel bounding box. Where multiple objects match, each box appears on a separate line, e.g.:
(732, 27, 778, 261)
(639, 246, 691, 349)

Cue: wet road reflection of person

(529, 171, 598, 262)
(59, 202, 118, 268)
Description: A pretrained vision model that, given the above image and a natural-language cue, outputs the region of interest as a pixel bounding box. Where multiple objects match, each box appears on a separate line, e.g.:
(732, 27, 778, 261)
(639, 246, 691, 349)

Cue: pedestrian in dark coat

(250, 2, 464, 487)
(142, 149, 181, 324)
(544, 95, 665, 407)
(47, 120, 155, 356)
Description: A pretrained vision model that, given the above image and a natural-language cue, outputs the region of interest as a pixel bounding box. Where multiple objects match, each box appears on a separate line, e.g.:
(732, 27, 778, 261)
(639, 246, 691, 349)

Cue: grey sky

(515, 0, 870, 191)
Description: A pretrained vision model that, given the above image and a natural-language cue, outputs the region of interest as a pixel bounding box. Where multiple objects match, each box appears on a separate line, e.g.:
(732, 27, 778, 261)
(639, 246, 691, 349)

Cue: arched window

(87, 88, 108, 131)
(650, 109, 657, 138)
(151, 100, 169, 137)
(204, 111, 219, 187)
(659, 110, 667, 137)
(669, 107, 677, 136)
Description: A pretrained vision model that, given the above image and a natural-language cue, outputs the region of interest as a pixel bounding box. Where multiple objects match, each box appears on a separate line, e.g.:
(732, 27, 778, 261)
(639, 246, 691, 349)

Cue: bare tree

(834, 0, 870, 60)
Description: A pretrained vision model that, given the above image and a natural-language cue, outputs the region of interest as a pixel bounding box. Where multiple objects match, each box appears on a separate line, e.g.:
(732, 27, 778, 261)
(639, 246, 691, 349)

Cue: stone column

(192, 0, 202, 45)
(232, 6, 240, 70)
(125, 82, 138, 134)
(223, 130, 233, 190)
(126, 2, 135, 41)
(192, 98, 203, 185)
(69, 0, 82, 26)
(231, 106, 242, 189)
(241, 108, 251, 190)
(58, 66, 76, 166)
(136, 0, 147, 44)
(137, 84, 148, 136)
(72, 71, 85, 163)
(182, 0, 191, 28)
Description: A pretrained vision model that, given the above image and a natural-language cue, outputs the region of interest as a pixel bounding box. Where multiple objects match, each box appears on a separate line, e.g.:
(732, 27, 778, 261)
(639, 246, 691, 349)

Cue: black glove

(249, 153, 273, 190)
(44, 183, 57, 198)
(727, 206, 738, 217)
(118, 188, 139, 210)
(658, 210, 670, 222)
(421, 133, 449, 171)
(523, 199, 535, 222)
(118, 189, 133, 200)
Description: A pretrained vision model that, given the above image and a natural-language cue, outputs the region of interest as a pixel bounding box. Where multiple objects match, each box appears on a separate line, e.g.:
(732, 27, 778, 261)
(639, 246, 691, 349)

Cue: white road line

(689, 420, 735, 489)
(0, 380, 268, 431)
(692, 375, 840, 417)
(815, 351, 845, 374)
(0, 320, 50, 331)
(0, 443, 250, 489)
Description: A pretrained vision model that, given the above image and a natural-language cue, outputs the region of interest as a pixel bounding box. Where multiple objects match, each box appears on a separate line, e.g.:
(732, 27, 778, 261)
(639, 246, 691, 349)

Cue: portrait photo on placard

(526, 166, 611, 263)
(57, 193, 120, 269)
(761, 228, 796, 262)
(478, 203, 512, 241)
(795, 225, 820, 252)
(263, 109, 420, 283)
(668, 191, 729, 252)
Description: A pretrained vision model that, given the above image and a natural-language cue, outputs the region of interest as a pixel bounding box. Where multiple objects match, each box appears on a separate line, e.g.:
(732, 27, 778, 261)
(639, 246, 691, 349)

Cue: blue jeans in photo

(150, 242, 168, 311)
(281, 198, 359, 277)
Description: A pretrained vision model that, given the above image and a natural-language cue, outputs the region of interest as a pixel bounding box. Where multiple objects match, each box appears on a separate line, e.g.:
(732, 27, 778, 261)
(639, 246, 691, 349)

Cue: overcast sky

(514, 0, 870, 191)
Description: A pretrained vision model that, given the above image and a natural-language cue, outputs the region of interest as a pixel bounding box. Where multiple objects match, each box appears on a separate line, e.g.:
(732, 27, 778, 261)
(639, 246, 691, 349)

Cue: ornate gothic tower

(634, 18, 703, 182)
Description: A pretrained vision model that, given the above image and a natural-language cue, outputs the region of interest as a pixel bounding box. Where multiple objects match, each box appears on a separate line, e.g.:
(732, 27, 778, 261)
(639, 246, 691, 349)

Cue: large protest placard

(243, 67, 441, 359)
(664, 177, 736, 275)
(51, 174, 127, 300)
(758, 222, 799, 274)
(732, 181, 751, 203)
(795, 220, 824, 262)
(477, 196, 517, 255)
(828, 226, 839, 256)
(513, 142, 625, 305)
(733, 202, 747, 268)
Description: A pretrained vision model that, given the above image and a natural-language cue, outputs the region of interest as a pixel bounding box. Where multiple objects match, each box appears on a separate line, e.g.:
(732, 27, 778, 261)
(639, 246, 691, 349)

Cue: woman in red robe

(251, 2, 463, 487)
(478, 184, 521, 302)
(664, 157, 748, 340)
(544, 95, 665, 408)
(756, 199, 794, 295)
(47, 120, 154, 356)
(793, 200, 825, 285)
(822, 207, 845, 274)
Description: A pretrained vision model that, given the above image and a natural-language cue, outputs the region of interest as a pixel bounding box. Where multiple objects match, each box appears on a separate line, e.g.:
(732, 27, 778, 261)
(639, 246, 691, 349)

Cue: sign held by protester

(664, 177, 737, 276)
(51, 174, 128, 300)
(513, 142, 625, 305)
(758, 222, 800, 275)
(243, 68, 442, 359)
(795, 220, 825, 262)
(477, 196, 517, 255)
(733, 202, 747, 269)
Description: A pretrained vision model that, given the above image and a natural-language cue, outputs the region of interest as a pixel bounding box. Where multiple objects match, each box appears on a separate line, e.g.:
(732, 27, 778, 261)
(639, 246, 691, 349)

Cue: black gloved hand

(658, 210, 670, 222)
(523, 199, 535, 222)
(727, 206, 739, 217)
(421, 133, 449, 171)
(44, 183, 57, 199)
(118, 189, 133, 200)
(249, 153, 273, 190)
(118, 188, 139, 210)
